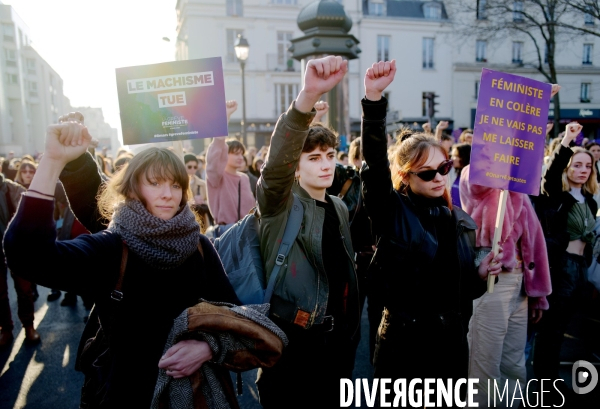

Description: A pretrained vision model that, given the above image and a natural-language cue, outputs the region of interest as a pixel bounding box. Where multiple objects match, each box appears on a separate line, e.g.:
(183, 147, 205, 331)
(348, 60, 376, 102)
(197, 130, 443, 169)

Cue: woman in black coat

(3, 120, 240, 409)
(359, 60, 500, 388)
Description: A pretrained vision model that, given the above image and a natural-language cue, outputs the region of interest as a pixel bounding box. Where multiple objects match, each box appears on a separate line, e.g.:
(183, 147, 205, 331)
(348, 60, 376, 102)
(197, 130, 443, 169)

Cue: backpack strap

(110, 241, 128, 302)
(263, 194, 304, 303)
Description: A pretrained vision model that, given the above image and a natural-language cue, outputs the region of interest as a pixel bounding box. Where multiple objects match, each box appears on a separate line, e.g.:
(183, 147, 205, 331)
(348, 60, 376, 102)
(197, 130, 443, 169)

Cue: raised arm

(360, 60, 397, 237)
(542, 122, 582, 196)
(205, 100, 238, 188)
(257, 56, 348, 217)
(435, 121, 449, 141)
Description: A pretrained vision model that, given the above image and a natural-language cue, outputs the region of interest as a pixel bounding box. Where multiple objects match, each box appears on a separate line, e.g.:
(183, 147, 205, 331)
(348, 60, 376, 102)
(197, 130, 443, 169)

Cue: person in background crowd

(337, 151, 349, 166)
(1, 151, 17, 181)
(254, 55, 360, 409)
(533, 121, 598, 404)
(196, 155, 206, 180)
(250, 156, 264, 179)
(440, 133, 454, 155)
(585, 141, 600, 182)
(449, 143, 471, 209)
(241, 155, 258, 198)
(459, 128, 474, 144)
(205, 100, 255, 238)
(0, 159, 40, 347)
(183, 153, 212, 231)
(460, 160, 552, 407)
(310, 100, 329, 125)
(360, 60, 499, 394)
(3, 118, 243, 408)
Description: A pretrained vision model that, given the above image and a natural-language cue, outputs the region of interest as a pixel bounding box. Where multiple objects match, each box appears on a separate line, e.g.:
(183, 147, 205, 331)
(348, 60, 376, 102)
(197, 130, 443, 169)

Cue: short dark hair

(303, 123, 339, 153)
(441, 133, 453, 142)
(184, 154, 198, 164)
(226, 139, 246, 155)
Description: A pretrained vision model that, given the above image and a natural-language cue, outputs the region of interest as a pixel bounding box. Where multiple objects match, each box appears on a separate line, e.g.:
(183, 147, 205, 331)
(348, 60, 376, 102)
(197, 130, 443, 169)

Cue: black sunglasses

(409, 160, 453, 182)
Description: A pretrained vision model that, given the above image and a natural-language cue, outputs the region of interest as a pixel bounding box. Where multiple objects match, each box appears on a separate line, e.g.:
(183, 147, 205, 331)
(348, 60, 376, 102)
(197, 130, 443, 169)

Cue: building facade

(175, 0, 600, 149)
(0, 3, 71, 157)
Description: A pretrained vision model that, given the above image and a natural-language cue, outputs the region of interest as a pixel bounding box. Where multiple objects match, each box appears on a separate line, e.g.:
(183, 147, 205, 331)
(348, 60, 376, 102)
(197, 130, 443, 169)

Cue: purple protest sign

(116, 57, 227, 145)
(470, 69, 551, 195)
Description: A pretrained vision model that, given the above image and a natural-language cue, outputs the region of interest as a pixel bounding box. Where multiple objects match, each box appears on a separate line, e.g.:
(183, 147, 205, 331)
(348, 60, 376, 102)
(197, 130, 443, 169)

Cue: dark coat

(536, 144, 598, 266)
(4, 195, 239, 409)
(360, 97, 486, 318)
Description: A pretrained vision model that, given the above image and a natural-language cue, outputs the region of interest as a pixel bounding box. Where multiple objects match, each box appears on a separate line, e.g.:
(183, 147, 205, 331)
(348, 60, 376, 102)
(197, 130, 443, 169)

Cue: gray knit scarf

(107, 200, 201, 269)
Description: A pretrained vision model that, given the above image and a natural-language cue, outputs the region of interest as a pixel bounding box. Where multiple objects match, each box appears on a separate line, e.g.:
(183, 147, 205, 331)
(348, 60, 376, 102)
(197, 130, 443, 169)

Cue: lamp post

(234, 34, 249, 146)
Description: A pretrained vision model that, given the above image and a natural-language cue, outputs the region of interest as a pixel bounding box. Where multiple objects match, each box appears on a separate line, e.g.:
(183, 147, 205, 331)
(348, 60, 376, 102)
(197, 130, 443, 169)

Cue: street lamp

(234, 34, 250, 147)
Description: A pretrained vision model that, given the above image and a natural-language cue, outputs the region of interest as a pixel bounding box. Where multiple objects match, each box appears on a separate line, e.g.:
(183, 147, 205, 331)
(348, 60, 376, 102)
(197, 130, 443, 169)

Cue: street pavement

(1, 277, 598, 408)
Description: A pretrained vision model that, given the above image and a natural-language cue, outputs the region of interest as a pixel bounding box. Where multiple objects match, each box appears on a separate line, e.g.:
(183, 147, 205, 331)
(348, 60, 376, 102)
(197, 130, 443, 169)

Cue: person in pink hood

(460, 165, 552, 407)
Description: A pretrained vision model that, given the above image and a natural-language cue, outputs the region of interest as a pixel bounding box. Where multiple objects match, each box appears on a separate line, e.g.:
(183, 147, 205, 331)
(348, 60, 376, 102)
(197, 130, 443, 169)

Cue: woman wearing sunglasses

(360, 60, 501, 388)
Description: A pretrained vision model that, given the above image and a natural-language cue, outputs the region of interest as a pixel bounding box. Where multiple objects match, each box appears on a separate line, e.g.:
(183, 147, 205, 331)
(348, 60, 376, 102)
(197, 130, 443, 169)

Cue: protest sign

(116, 57, 227, 145)
(470, 69, 551, 196)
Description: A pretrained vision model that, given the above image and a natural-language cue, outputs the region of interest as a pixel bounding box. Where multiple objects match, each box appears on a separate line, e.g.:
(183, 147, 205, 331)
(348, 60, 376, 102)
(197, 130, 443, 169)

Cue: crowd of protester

(0, 56, 598, 409)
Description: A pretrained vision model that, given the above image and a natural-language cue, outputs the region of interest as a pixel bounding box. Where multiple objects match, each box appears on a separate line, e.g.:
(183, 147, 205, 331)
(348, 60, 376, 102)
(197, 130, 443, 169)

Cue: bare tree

(560, 0, 600, 36)
(447, 0, 570, 138)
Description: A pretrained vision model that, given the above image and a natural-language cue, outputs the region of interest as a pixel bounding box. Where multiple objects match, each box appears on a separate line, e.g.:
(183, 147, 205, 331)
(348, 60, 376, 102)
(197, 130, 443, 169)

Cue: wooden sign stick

(488, 189, 508, 293)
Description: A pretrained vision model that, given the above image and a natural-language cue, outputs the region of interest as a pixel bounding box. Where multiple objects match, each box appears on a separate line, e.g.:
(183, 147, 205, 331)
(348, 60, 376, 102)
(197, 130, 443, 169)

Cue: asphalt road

(1, 277, 598, 408)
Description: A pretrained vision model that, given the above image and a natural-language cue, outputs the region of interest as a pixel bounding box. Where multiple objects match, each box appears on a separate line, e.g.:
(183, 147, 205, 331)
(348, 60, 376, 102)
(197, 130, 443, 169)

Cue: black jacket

(536, 144, 598, 266)
(360, 97, 486, 318)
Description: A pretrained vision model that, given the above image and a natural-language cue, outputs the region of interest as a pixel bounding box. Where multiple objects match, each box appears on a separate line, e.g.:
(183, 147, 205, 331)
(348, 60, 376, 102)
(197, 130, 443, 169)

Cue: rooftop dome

(297, 0, 352, 34)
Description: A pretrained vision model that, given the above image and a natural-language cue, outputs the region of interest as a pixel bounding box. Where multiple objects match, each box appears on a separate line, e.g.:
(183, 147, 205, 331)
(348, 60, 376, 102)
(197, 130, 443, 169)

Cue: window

(477, 0, 487, 20)
(26, 58, 36, 74)
(476, 40, 487, 62)
(2, 24, 15, 42)
(377, 35, 390, 62)
(29, 81, 38, 97)
(583, 44, 593, 65)
(585, 6, 595, 26)
(277, 32, 293, 66)
(4, 48, 17, 67)
(226, 29, 244, 63)
(423, 3, 442, 20)
(423, 38, 434, 69)
(581, 82, 591, 102)
(475, 80, 480, 99)
(512, 41, 523, 64)
(275, 84, 299, 115)
(5, 73, 18, 85)
(226, 0, 243, 17)
(272, 0, 298, 4)
(368, 0, 385, 16)
(544, 44, 549, 63)
(513, 1, 524, 22)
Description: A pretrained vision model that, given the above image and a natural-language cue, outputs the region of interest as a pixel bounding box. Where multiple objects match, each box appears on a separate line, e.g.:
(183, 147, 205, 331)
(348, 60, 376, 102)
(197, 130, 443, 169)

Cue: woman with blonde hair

(533, 121, 598, 403)
(14, 159, 36, 189)
(360, 60, 501, 385)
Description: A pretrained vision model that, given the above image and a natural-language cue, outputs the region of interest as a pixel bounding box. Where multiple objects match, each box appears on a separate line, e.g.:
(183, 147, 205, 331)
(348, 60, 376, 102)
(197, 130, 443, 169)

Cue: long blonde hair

(391, 133, 452, 208)
(558, 147, 599, 195)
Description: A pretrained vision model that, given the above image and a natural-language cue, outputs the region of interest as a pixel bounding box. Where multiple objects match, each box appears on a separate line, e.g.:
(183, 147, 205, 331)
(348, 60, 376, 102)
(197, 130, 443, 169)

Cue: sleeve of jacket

(541, 145, 573, 197)
(59, 152, 107, 233)
(256, 101, 315, 218)
(3, 195, 121, 294)
(359, 97, 392, 238)
(206, 138, 228, 189)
